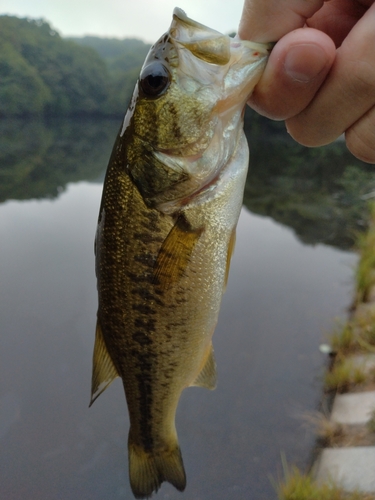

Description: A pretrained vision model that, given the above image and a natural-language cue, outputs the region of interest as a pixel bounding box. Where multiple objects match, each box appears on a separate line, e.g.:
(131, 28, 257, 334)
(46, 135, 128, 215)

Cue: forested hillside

(0, 15, 149, 116)
(71, 36, 150, 114)
(0, 15, 282, 127)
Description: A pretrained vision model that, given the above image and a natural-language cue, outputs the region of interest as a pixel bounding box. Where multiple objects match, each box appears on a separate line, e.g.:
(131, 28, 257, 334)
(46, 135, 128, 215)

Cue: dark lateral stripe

(132, 330, 153, 346)
(127, 270, 159, 286)
(134, 316, 156, 330)
(133, 253, 155, 266)
(132, 287, 165, 307)
(134, 232, 164, 244)
(131, 303, 156, 315)
(132, 350, 154, 451)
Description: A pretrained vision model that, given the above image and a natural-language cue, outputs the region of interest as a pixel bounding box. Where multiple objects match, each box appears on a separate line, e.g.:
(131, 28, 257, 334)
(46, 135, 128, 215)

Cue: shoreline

(278, 203, 375, 499)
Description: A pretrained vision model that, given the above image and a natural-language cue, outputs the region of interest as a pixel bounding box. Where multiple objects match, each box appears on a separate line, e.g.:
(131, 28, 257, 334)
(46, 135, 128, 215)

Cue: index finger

(238, 0, 324, 42)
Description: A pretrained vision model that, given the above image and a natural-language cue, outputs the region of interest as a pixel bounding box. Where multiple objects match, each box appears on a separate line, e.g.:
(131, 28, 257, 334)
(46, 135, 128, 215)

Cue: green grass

(356, 312, 375, 347)
(354, 202, 375, 305)
(325, 310, 375, 393)
(328, 311, 375, 359)
(330, 321, 357, 356)
(324, 358, 367, 392)
(316, 421, 344, 447)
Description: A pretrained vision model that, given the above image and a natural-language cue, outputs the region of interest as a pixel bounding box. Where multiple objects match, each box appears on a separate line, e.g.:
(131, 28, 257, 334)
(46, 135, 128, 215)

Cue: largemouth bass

(90, 8, 270, 499)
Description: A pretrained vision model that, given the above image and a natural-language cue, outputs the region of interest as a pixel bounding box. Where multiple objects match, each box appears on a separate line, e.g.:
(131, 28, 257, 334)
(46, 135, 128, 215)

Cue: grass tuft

(327, 310, 375, 359)
(354, 202, 375, 305)
(324, 359, 367, 392)
(330, 321, 357, 356)
(357, 312, 375, 347)
(303, 412, 345, 447)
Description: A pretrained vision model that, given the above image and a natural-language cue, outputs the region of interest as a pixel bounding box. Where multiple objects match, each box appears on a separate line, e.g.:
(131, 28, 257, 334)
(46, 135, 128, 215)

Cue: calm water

(0, 117, 369, 499)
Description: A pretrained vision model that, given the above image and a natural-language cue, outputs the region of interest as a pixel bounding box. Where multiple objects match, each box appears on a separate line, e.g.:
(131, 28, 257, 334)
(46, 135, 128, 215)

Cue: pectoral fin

(153, 214, 203, 291)
(191, 343, 217, 390)
(89, 319, 119, 407)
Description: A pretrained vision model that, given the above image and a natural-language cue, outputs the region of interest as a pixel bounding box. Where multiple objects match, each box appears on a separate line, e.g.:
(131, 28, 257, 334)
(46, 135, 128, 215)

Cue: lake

(0, 115, 373, 499)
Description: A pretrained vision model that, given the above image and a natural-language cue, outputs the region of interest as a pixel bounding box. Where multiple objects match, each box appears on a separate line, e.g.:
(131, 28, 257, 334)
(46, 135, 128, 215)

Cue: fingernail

(284, 44, 327, 83)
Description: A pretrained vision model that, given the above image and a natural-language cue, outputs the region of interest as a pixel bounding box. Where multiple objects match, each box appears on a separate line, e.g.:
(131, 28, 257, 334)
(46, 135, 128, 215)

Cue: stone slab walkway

(312, 380, 375, 494)
(331, 391, 375, 425)
(315, 446, 375, 492)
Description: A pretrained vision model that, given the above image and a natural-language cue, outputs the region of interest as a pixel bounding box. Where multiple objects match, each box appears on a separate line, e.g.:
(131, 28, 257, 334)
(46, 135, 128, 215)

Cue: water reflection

(1, 114, 374, 250)
(244, 110, 375, 250)
(0, 117, 119, 202)
(0, 117, 363, 499)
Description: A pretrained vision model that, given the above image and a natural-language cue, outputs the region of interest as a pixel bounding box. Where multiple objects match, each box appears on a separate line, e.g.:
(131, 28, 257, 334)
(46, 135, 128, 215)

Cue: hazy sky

(0, 0, 245, 42)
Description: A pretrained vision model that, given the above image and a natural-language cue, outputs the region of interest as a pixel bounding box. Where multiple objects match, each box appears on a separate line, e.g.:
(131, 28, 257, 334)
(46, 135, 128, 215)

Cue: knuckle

(344, 58, 375, 100)
(346, 120, 375, 164)
(286, 116, 330, 147)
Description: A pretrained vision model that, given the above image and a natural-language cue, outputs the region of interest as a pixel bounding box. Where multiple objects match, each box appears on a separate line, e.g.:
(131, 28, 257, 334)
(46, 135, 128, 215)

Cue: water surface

(0, 117, 365, 499)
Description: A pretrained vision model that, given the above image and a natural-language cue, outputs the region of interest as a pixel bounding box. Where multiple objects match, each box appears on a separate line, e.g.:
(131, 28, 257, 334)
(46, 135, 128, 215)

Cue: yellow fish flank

(90, 8, 271, 499)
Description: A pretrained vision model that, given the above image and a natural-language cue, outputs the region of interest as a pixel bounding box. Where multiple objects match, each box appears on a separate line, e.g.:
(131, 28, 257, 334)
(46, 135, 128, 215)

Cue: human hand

(238, 0, 375, 163)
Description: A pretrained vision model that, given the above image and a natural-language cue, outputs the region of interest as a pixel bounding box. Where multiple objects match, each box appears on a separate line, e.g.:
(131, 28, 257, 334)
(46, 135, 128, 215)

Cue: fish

(90, 8, 271, 499)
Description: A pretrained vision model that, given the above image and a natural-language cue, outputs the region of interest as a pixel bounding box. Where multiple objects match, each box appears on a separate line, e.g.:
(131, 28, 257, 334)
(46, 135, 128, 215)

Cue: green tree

(71, 36, 150, 115)
(0, 39, 51, 115)
(0, 15, 111, 115)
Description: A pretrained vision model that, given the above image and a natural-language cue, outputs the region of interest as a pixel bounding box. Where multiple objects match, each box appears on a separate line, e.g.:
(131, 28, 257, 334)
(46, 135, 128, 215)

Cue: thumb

(238, 0, 324, 42)
(248, 28, 336, 120)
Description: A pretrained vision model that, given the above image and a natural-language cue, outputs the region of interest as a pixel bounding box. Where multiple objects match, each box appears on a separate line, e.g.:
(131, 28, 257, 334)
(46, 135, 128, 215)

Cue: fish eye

(139, 62, 171, 97)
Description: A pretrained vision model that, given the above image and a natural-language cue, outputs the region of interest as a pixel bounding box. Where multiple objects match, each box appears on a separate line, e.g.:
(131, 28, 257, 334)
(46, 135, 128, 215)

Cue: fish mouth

(170, 8, 272, 66)
(172, 8, 210, 31)
(169, 9, 271, 114)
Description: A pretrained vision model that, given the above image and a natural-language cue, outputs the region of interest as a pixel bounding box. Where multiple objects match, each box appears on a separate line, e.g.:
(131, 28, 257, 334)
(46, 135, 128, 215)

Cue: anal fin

(89, 319, 119, 407)
(191, 343, 217, 390)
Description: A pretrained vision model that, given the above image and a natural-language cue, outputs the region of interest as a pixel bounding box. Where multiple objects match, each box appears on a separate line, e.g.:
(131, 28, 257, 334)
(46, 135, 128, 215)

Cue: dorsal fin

(153, 214, 203, 291)
(190, 343, 217, 390)
(89, 319, 119, 407)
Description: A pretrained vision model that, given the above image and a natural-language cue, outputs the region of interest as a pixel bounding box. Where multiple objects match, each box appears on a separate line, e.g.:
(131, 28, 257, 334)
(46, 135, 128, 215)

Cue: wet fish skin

(90, 8, 271, 499)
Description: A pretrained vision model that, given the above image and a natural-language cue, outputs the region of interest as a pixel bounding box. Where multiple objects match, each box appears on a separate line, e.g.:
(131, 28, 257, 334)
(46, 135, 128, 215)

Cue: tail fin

(128, 437, 186, 499)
